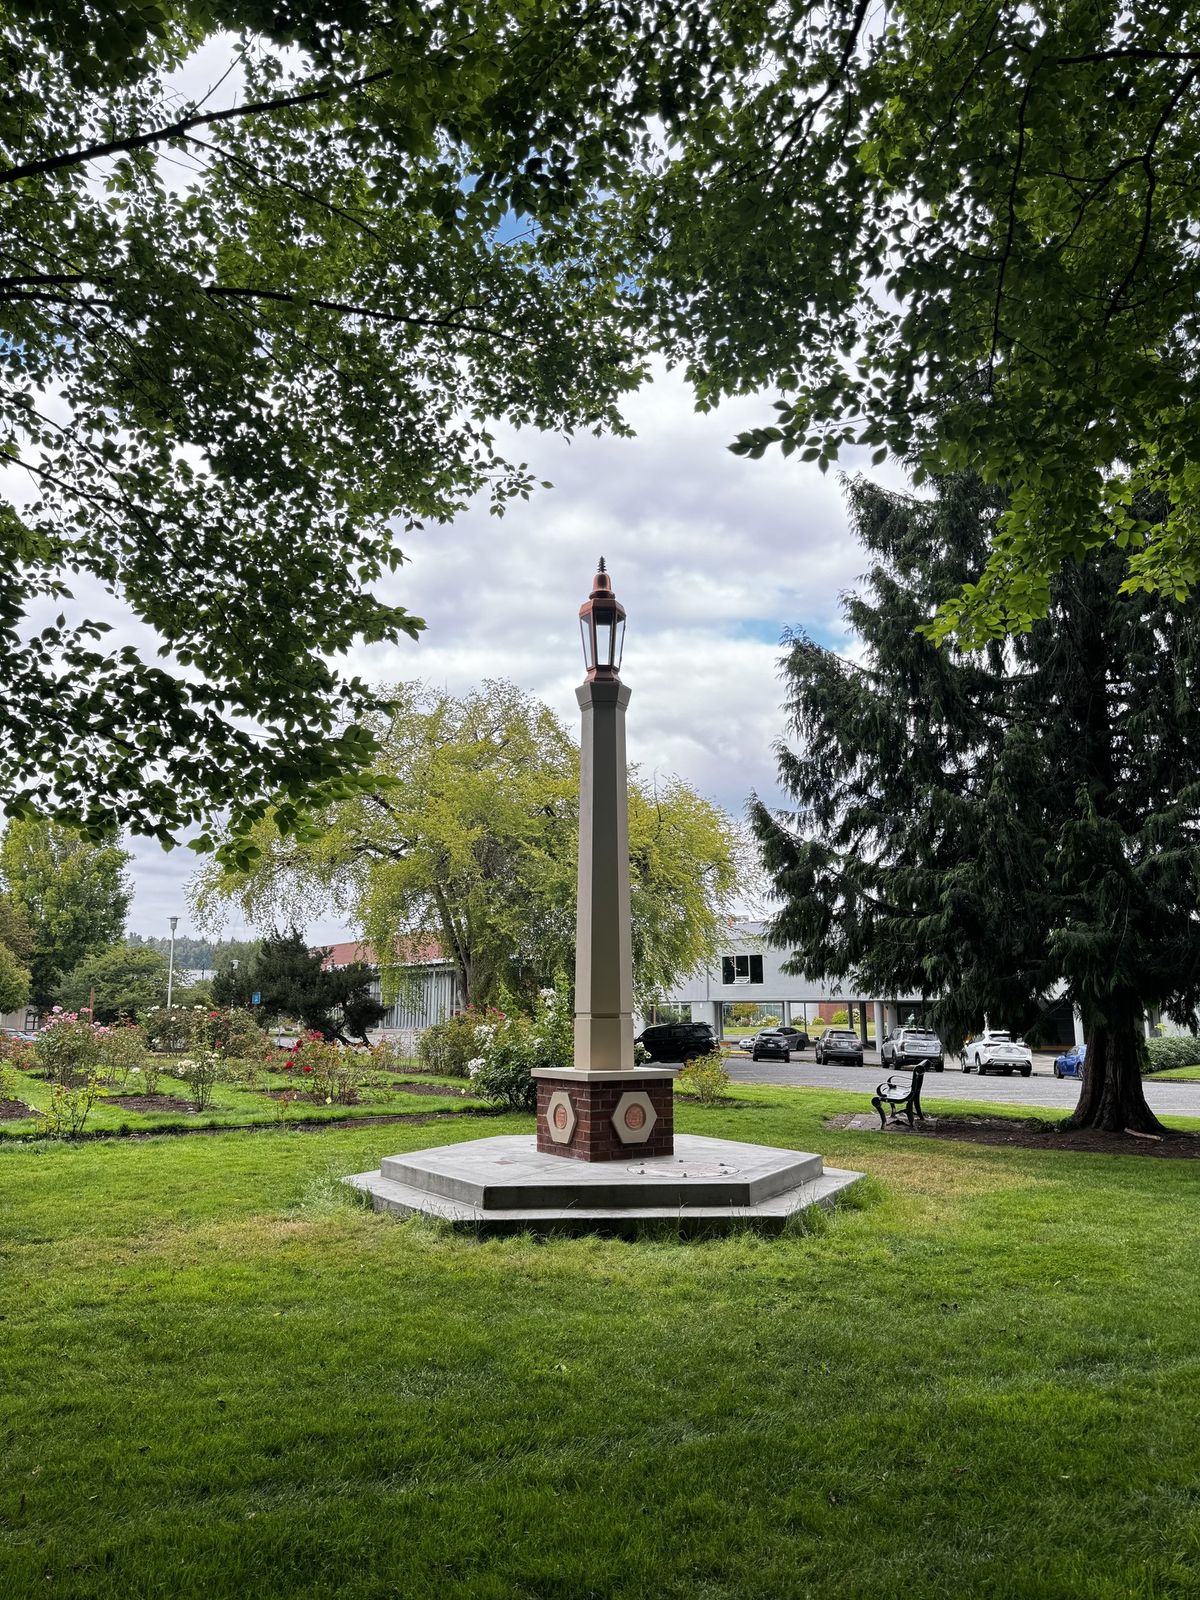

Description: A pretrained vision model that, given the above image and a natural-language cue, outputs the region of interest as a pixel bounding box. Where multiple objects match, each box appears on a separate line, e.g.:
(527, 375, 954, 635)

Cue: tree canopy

(0, 818, 131, 1007)
(54, 940, 168, 1022)
(195, 679, 744, 1010)
(9, 1, 1196, 848)
(637, 1, 1200, 639)
(752, 473, 1200, 1133)
(1, 0, 696, 847)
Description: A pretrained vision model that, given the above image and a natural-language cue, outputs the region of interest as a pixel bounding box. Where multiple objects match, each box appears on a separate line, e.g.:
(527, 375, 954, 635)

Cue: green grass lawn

(1, 1063, 486, 1138)
(1146, 1066, 1200, 1083)
(3, 1086, 1200, 1599)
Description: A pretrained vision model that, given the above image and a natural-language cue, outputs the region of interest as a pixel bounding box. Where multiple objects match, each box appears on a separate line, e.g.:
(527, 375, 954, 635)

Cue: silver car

(880, 1027, 945, 1072)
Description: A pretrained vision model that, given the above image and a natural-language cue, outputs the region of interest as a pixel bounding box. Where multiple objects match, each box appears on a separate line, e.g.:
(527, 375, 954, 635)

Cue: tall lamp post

(531, 559, 678, 1161)
(166, 915, 178, 1011)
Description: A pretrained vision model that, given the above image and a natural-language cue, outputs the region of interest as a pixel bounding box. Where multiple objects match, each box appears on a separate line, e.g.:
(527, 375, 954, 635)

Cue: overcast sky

(118, 363, 905, 944)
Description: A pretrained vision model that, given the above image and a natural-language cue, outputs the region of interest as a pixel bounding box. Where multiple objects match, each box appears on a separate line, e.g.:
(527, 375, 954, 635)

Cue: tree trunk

(1062, 999, 1168, 1135)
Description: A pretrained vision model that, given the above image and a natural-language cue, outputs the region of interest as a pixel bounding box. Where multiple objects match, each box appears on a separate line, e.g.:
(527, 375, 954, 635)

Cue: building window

(721, 954, 763, 986)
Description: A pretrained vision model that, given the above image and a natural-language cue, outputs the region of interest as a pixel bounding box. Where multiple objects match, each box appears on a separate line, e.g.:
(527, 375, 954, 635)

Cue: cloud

(81, 365, 894, 941)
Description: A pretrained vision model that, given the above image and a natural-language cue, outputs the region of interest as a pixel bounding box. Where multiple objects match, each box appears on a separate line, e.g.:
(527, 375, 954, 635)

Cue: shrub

(172, 1051, 225, 1111)
(191, 1007, 269, 1061)
(142, 1004, 195, 1053)
(370, 1036, 419, 1074)
(677, 1056, 733, 1105)
(469, 981, 572, 1113)
(417, 1008, 504, 1078)
(38, 1073, 106, 1135)
(0, 1033, 35, 1073)
(0, 1059, 19, 1100)
(33, 1011, 106, 1086)
(135, 1055, 164, 1095)
(99, 1023, 148, 1087)
(283, 1034, 361, 1104)
(1145, 1034, 1200, 1074)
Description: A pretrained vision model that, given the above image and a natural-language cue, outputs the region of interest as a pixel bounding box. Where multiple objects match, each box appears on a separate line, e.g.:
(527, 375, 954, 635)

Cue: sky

(123, 363, 907, 944)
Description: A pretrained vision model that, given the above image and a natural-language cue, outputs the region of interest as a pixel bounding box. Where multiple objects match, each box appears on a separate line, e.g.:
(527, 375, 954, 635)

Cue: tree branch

(203, 284, 515, 341)
(0, 68, 393, 187)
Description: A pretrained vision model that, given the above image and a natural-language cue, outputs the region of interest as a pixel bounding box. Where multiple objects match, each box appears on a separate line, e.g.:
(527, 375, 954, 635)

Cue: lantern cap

(590, 557, 613, 599)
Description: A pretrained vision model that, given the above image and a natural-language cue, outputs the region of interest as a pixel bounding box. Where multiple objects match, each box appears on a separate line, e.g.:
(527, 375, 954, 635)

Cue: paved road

(723, 1051, 1200, 1119)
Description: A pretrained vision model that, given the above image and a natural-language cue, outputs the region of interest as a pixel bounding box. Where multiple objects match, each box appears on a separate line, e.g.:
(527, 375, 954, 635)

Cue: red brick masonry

(536, 1076, 675, 1161)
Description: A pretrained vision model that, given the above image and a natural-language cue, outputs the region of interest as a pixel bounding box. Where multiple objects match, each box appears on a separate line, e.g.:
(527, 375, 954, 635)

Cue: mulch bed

(107, 1094, 202, 1113)
(827, 1111, 1200, 1159)
(0, 1098, 32, 1121)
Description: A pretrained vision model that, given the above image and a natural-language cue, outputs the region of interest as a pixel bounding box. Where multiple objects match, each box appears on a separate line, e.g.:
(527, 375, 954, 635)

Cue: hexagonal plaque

(545, 1089, 577, 1145)
(612, 1090, 657, 1145)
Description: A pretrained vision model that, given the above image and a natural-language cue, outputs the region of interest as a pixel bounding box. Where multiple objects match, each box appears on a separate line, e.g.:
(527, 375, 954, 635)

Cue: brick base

(536, 1075, 675, 1161)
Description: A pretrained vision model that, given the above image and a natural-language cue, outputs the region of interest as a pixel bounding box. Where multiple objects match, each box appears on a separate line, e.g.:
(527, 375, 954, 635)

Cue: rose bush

(33, 1010, 107, 1086)
(468, 980, 572, 1114)
(417, 1007, 507, 1078)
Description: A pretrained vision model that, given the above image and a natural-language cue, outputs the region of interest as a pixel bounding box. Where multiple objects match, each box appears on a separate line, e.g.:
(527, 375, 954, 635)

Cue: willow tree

(194, 680, 743, 1010)
(753, 476, 1200, 1135)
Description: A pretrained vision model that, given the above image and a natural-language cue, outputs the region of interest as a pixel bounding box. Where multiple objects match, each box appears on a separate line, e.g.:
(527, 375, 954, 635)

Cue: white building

(651, 920, 1084, 1047)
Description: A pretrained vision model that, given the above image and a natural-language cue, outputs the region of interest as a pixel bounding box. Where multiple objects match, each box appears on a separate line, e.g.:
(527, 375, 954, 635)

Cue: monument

(346, 562, 862, 1233)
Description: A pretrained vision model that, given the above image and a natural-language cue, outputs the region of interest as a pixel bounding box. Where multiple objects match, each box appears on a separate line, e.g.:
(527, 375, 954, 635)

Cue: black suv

(751, 1029, 794, 1062)
(637, 1022, 719, 1063)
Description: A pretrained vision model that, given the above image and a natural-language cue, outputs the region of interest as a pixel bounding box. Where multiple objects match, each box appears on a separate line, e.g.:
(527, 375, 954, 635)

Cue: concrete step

(379, 1133, 824, 1211)
(345, 1163, 863, 1238)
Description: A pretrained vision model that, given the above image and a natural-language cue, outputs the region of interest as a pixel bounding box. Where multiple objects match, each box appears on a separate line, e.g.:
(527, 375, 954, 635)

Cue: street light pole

(167, 915, 179, 1011)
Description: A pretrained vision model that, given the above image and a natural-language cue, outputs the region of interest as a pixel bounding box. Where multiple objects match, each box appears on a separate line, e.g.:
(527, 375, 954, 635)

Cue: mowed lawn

(3, 1088, 1199, 1600)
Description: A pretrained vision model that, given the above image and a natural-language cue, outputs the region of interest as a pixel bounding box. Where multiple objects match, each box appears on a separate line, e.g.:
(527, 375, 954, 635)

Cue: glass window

(580, 618, 594, 668)
(721, 954, 764, 985)
(594, 618, 614, 666)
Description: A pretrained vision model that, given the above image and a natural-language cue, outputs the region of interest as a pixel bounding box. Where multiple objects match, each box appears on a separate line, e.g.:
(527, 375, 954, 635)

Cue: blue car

(1053, 1043, 1086, 1079)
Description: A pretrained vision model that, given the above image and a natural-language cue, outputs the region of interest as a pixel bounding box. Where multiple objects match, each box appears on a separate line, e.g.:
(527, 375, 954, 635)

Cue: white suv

(961, 1030, 1033, 1077)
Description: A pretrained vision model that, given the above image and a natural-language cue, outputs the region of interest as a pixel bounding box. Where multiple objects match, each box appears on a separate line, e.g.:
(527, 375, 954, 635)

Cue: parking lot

(724, 1049, 1200, 1118)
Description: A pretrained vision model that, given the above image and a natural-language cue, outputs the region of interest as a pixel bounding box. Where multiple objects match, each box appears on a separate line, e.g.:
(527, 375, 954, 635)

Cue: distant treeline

(127, 934, 262, 970)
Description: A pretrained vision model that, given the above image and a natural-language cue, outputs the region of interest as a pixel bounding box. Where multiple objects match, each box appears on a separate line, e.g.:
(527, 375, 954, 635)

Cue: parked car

(1053, 1043, 1086, 1079)
(961, 1029, 1033, 1076)
(814, 1029, 864, 1065)
(637, 1021, 720, 1063)
(736, 1036, 757, 1051)
(751, 1029, 794, 1062)
(1, 1028, 37, 1042)
(773, 1025, 811, 1050)
(880, 1027, 945, 1072)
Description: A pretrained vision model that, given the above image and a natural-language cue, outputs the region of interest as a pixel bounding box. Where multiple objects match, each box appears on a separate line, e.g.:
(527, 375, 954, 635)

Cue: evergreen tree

(752, 476, 1200, 1134)
(214, 931, 384, 1045)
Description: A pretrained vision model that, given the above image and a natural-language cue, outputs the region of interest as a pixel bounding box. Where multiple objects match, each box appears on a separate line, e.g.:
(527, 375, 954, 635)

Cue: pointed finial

(598, 556, 606, 573)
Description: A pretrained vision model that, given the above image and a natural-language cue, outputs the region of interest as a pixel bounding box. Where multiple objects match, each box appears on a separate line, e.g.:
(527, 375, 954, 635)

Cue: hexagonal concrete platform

(345, 1133, 863, 1236)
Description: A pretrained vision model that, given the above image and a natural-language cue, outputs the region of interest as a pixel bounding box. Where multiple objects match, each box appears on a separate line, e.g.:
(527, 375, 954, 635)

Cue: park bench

(871, 1068, 927, 1131)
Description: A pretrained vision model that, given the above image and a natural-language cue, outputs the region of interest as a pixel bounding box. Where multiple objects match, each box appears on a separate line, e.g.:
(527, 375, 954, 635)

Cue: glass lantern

(578, 558, 626, 679)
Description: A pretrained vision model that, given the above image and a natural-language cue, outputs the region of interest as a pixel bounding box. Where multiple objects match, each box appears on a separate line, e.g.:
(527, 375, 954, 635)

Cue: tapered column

(574, 678, 635, 1072)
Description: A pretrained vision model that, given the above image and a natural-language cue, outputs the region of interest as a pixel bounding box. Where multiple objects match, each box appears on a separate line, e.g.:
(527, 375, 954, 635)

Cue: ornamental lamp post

(531, 558, 677, 1160)
(573, 558, 634, 1077)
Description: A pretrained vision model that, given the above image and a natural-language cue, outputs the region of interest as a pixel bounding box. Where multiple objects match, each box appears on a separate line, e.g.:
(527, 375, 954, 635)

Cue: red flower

(303, 1065, 312, 1073)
